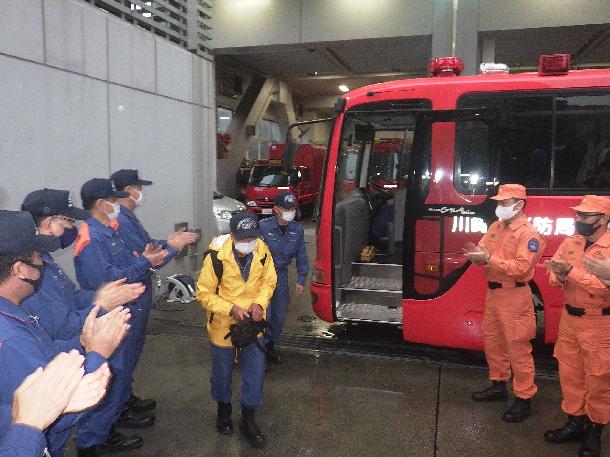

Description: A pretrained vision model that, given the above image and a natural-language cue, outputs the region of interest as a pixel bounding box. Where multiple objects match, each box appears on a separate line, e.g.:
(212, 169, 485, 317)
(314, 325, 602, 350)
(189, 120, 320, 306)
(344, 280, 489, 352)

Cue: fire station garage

(2, 1, 610, 456)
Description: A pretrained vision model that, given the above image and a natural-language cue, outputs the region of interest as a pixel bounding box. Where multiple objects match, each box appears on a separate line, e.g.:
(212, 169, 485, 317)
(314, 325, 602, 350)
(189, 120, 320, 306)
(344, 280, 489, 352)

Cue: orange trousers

(482, 287, 537, 399)
(554, 309, 610, 424)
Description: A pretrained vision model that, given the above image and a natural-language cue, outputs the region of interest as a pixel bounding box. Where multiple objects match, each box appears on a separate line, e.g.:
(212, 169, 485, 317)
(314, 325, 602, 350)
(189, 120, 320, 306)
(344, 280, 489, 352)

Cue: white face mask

(130, 189, 144, 207)
(104, 200, 121, 221)
(495, 201, 520, 221)
(281, 210, 296, 222)
(234, 239, 257, 255)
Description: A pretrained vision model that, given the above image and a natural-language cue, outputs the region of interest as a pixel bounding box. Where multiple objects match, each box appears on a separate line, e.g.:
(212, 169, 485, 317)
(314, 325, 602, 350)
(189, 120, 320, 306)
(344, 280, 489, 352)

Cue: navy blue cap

(22, 189, 89, 221)
(0, 211, 61, 255)
(274, 192, 298, 209)
(81, 178, 129, 207)
(230, 211, 260, 240)
(111, 169, 153, 191)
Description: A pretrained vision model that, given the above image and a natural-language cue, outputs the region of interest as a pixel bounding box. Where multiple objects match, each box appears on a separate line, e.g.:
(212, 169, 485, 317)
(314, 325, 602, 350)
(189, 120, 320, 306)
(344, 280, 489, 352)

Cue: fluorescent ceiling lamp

(338, 85, 349, 93)
(219, 116, 230, 120)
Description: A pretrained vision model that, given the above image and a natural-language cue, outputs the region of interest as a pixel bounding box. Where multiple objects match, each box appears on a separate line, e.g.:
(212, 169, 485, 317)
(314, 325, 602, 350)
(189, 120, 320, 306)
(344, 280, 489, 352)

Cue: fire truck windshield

(249, 166, 296, 187)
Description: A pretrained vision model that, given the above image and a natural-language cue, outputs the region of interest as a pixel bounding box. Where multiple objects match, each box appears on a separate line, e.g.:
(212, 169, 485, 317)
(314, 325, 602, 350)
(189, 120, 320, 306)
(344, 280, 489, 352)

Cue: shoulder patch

(528, 238, 540, 253)
(73, 222, 91, 257)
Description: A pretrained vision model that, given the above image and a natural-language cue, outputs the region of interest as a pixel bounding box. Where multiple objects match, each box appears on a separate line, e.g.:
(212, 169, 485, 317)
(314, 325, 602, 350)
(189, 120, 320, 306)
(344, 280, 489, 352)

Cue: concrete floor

(65, 334, 587, 457)
(62, 219, 606, 456)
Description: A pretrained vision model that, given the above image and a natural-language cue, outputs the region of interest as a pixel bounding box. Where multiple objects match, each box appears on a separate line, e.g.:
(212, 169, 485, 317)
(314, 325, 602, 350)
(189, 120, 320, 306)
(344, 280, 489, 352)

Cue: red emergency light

(428, 57, 464, 77)
(538, 53, 571, 76)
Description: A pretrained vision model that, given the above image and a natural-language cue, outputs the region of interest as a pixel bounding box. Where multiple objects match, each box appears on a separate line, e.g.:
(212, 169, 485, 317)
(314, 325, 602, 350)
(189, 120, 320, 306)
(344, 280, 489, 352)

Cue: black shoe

(502, 397, 532, 423)
(471, 381, 508, 402)
(217, 402, 233, 435)
(96, 430, 143, 454)
(76, 447, 98, 457)
(240, 407, 266, 448)
(579, 417, 604, 457)
(544, 415, 585, 443)
(114, 408, 155, 429)
(265, 342, 282, 365)
(124, 394, 156, 412)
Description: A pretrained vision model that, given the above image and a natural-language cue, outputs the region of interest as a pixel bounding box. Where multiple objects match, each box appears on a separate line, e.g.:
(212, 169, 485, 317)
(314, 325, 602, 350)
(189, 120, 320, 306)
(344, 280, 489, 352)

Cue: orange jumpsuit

(478, 213, 546, 399)
(549, 230, 610, 424)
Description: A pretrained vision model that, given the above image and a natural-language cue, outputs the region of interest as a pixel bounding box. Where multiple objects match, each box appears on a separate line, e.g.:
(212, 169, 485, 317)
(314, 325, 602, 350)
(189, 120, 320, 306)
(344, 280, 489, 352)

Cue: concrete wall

(212, 0, 432, 49)
(212, 0, 610, 50)
(0, 0, 216, 280)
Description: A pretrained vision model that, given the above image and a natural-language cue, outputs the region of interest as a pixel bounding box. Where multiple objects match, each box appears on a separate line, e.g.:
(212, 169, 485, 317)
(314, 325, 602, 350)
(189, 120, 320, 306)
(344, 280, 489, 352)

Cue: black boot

(76, 447, 98, 457)
(114, 408, 155, 429)
(239, 406, 266, 448)
(544, 415, 585, 443)
(216, 402, 233, 435)
(471, 381, 508, 402)
(502, 397, 532, 423)
(124, 394, 157, 413)
(265, 341, 282, 365)
(579, 417, 604, 457)
(96, 429, 143, 454)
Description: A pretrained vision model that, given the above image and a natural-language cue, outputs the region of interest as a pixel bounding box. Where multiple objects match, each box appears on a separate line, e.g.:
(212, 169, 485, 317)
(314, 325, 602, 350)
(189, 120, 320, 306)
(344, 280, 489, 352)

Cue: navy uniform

(110, 169, 177, 398)
(0, 211, 107, 457)
(21, 190, 98, 343)
(260, 192, 308, 363)
(73, 179, 154, 455)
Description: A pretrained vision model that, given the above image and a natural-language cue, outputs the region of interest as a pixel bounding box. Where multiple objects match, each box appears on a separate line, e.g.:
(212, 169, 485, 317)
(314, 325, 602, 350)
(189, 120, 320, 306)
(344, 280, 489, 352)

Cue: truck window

(456, 90, 610, 193)
(249, 166, 291, 187)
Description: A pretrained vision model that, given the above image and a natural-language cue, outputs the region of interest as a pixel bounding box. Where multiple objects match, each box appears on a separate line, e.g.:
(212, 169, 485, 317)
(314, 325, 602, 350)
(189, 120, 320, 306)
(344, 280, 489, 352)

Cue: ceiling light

(339, 84, 349, 93)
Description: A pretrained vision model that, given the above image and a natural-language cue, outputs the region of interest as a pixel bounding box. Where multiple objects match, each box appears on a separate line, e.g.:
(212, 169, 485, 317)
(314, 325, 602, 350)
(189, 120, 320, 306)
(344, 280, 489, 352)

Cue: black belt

(565, 304, 610, 317)
(488, 281, 526, 289)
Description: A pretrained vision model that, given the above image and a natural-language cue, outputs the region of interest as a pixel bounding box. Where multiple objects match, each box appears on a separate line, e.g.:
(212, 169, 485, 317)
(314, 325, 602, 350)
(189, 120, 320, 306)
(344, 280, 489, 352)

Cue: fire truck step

(342, 275, 402, 292)
(351, 262, 402, 281)
(336, 299, 402, 324)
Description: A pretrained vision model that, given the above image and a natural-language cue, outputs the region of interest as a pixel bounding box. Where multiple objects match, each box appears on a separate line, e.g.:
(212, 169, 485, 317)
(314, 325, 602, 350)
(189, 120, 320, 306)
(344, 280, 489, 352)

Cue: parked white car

(213, 191, 246, 235)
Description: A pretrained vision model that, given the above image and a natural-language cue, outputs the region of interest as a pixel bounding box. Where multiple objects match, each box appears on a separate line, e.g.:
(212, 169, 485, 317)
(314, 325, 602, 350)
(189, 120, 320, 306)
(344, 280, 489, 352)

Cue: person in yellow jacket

(196, 212, 276, 448)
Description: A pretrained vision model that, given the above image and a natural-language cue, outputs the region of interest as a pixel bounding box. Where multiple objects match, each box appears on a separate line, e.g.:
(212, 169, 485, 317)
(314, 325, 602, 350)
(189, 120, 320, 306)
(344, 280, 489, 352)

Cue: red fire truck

(245, 143, 325, 218)
(309, 54, 610, 351)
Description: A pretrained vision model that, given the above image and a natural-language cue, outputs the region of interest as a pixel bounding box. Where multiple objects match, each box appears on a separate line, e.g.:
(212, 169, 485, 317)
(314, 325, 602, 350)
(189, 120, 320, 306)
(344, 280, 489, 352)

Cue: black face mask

(575, 218, 602, 237)
(22, 262, 45, 293)
(59, 226, 78, 249)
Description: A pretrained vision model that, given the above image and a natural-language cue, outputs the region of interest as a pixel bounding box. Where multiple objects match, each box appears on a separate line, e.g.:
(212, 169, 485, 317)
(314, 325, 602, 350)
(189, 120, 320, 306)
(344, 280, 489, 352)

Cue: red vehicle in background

(245, 143, 325, 218)
(306, 54, 610, 351)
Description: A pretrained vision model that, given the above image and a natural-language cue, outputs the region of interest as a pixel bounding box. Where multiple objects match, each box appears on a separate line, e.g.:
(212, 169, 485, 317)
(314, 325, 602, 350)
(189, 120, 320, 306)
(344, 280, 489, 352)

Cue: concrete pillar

(481, 37, 495, 64)
(216, 76, 274, 197)
(191, 57, 216, 251)
(275, 81, 298, 142)
(455, 0, 480, 75)
(432, 0, 454, 59)
(431, 0, 480, 75)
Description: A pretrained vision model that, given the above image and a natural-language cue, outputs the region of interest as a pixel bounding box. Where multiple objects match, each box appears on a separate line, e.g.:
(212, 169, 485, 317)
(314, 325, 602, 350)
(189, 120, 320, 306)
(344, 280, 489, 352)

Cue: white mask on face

(234, 239, 257, 255)
(104, 200, 121, 221)
(281, 210, 296, 222)
(130, 189, 144, 207)
(495, 201, 520, 221)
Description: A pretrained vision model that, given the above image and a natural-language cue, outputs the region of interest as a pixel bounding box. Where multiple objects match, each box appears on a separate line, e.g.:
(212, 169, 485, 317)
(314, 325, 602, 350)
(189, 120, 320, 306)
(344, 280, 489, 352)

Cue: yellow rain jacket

(196, 234, 277, 347)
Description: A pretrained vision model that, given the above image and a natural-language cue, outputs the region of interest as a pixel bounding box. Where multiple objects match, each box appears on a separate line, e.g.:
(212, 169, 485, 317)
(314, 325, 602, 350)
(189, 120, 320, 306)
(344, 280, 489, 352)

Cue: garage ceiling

(216, 23, 610, 107)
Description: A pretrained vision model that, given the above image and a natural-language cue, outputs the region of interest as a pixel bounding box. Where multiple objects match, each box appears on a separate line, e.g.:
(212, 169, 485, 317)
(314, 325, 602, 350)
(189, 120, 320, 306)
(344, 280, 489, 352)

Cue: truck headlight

(246, 200, 256, 207)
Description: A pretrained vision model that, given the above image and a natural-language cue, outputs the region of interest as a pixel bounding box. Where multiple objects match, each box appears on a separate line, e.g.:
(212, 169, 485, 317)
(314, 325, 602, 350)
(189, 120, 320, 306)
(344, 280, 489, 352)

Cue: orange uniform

(549, 201, 610, 424)
(478, 212, 546, 399)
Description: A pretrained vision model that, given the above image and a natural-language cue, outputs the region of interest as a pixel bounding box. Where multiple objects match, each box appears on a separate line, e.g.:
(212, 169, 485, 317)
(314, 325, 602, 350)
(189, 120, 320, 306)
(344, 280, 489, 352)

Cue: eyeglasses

(53, 216, 76, 224)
